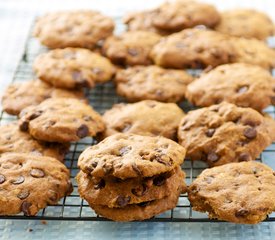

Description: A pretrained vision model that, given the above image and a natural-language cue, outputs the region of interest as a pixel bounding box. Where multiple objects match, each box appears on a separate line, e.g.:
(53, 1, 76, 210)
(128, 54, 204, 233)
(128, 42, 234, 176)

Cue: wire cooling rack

(0, 19, 274, 222)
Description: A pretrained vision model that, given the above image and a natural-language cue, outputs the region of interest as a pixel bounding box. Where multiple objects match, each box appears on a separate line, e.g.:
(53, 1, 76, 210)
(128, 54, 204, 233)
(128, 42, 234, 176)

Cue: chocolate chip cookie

(216, 9, 274, 40)
(103, 31, 161, 66)
(177, 102, 275, 167)
(0, 153, 72, 216)
(188, 161, 275, 224)
(151, 28, 236, 69)
(0, 122, 69, 161)
(186, 63, 275, 111)
(101, 100, 184, 140)
(33, 10, 114, 49)
(78, 133, 186, 179)
(115, 66, 193, 102)
(19, 98, 105, 143)
(33, 48, 116, 89)
(152, 0, 220, 31)
(1, 80, 85, 115)
(77, 166, 185, 208)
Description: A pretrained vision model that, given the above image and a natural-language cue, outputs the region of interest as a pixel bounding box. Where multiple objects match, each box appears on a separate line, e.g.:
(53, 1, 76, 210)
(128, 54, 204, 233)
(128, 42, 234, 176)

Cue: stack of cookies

(77, 134, 187, 221)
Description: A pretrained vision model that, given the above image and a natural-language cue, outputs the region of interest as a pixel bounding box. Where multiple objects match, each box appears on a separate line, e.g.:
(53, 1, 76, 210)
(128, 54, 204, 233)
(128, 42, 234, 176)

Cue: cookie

(33, 48, 116, 89)
(186, 63, 275, 112)
(152, 0, 220, 31)
(101, 100, 184, 140)
(115, 66, 193, 102)
(215, 9, 274, 40)
(0, 153, 72, 216)
(1, 80, 85, 115)
(177, 102, 274, 167)
(102, 31, 161, 66)
(231, 37, 275, 70)
(90, 184, 182, 221)
(78, 133, 186, 179)
(33, 10, 114, 49)
(77, 166, 186, 208)
(19, 98, 105, 143)
(151, 28, 236, 69)
(188, 161, 275, 224)
(0, 122, 69, 161)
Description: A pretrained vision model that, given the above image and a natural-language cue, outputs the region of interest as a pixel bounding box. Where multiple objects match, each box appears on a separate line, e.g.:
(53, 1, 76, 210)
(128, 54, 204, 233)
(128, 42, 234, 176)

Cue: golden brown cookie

(188, 161, 275, 224)
(19, 98, 105, 143)
(33, 48, 116, 89)
(215, 9, 274, 40)
(0, 153, 72, 216)
(177, 102, 274, 167)
(186, 63, 275, 111)
(78, 133, 186, 179)
(1, 80, 85, 115)
(0, 122, 69, 162)
(101, 100, 184, 140)
(151, 28, 236, 69)
(115, 66, 193, 102)
(103, 31, 161, 66)
(33, 10, 114, 49)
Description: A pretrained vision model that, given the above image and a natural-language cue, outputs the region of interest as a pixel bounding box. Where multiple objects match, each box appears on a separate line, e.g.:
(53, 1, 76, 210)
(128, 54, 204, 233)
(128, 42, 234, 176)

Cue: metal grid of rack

(0, 20, 274, 222)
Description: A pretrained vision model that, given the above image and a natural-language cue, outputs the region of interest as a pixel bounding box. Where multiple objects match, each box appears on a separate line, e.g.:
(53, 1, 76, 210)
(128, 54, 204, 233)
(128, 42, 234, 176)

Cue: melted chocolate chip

(238, 153, 251, 162)
(20, 121, 29, 131)
(207, 152, 219, 163)
(243, 127, 257, 139)
(116, 195, 131, 207)
(0, 174, 6, 184)
(235, 209, 249, 217)
(137, 201, 152, 207)
(155, 155, 171, 166)
(131, 184, 148, 197)
(128, 48, 138, 56)
(132, 163, 142, 175)
(77, 124, 89, 138)
(17, 190, 30, 200)
(48, 191, 58, 202)
(237, 86, 248, 94)
(30, 169, 45, 178)
(119, 146, 132, 156)
(206, 128, 215, 137)
(21, 201, 32, 216)
(11, 176, 25, 185)
(153, 174, 167, 186)
(94, 179, 105, 189)
(72, 71, 89, 88)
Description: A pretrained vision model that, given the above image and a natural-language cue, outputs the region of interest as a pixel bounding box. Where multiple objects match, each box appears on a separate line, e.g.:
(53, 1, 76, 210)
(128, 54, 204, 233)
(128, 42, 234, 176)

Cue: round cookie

(77, 166, 186, 208)
(33, 10, 114, 49)
(215, 9, 274, 40)
(1, 80, 85, 115)
(188, 161, 275, 224)
(19, 98, 105, 143)
(152, 0, 221, 31)
(101, 100, 184, 140)
(151, 28, 236, 69)
(0, 122, 69, 162)
(78, 133, 186, 179)
(177, 102, 275, 167)
(0, 153, 72, 216)
(230, 37, 275, 70)
(33, 48, 116, 89)
(90, 185, 182, 221)
(102, 31, 161, 66)
(186, 63, 275, 112)
(115, 66, 193, 102)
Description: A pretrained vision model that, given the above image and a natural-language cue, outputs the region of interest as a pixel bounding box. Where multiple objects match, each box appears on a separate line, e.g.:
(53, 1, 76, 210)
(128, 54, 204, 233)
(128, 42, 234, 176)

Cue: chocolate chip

(155, 155, 171, 166)
(29, 111, 43, 120)
(116, 195, 131, 207)
(235, 209, 249, 217)
(131, 184, 148, 197)
(72, 71, 89, 87)
(20, 121, 29, 131)
(252, 167, 258, 174)
(0, 174, 5, 184)
(153, 174, 166, 186)
(21, 201, 32, 216)
(48, 191, 58, 202)
(77, 124, 89, 138)
(237, 86, 248, 94)
(17, 190, 30, 200)
(238, 153, 251, 162)
(137, 201, 152, 207)
(206, 128, 215, 137)
(207, 152, 219, 163)
(11, 176, 25, 185)
(132, 163, 142, 175)
(94, 179, 105, 189)
(128, 48, 138, 56)
(91, 162, 98, 168)
(243, 127, 257, 139)
(30, 169, 45, 178)
(119, 146, 132, 156)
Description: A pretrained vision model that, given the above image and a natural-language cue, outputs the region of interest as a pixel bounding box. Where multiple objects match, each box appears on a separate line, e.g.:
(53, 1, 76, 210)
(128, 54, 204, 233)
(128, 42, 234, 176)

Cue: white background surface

(0, 0, 275, 239)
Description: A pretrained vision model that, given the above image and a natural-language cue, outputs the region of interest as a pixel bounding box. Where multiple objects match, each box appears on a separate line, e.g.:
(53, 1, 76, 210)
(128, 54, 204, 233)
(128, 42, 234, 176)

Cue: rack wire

(0, 19, 274, 222)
